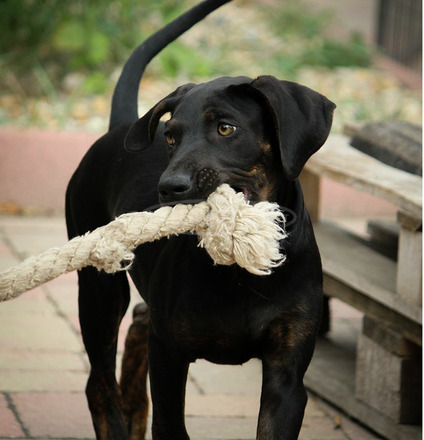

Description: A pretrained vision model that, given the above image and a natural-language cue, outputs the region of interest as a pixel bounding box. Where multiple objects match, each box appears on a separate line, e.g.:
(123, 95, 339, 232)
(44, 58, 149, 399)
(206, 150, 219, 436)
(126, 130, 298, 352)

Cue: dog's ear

(124, 83, 196, 152)
(232, 75, 336, 180)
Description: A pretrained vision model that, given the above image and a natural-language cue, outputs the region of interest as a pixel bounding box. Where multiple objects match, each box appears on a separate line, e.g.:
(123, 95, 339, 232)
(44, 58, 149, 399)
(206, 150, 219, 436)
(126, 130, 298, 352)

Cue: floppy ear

(233, 75, 336, 180)
(124, 83, 196, 152)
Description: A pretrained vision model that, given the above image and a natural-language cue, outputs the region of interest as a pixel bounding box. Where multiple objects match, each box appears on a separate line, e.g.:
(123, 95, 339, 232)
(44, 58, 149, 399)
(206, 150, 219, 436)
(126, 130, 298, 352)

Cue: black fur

(66, 1, 335, 439)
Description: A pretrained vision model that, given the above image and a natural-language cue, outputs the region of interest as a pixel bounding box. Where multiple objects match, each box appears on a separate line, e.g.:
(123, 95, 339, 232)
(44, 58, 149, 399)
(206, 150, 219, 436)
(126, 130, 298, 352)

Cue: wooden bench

(300, 131, 422, 440)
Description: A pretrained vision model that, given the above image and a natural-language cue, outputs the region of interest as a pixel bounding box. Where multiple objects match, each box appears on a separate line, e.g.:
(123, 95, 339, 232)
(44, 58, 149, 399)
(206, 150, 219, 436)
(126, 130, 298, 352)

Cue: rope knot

(198, 185, 287, 275)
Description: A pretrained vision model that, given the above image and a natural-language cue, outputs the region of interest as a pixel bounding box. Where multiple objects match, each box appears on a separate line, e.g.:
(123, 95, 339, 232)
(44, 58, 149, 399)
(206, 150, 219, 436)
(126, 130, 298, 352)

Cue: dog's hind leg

(120, 303, 150, 440)
(78, 267, 131, 440)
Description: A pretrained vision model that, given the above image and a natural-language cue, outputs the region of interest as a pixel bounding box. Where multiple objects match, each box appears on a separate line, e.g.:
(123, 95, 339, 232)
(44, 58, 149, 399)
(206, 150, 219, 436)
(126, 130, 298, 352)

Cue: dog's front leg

(257, 356, 308, 440)
(148, 332, 190, 440)
(256, 318, 318, 440)
(78, 268, 131, 440)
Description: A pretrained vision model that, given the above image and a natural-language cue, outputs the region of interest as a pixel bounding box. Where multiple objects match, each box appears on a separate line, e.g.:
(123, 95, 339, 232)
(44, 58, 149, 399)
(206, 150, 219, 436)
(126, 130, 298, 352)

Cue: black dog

(66, 1, 335, 439)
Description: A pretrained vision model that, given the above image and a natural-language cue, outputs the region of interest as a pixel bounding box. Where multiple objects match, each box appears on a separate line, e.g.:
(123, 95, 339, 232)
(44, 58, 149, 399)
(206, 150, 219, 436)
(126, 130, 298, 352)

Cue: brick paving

(0, 215, 382, 439)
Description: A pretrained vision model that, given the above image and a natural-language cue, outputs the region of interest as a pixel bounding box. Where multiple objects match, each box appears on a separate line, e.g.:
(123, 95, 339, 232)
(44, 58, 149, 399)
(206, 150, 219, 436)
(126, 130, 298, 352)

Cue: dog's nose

(158, 174, 193, 202)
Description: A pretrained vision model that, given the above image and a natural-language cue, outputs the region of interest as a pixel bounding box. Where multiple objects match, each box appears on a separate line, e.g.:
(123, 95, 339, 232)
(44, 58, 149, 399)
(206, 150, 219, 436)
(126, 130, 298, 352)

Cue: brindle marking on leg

(86, 374, 127, 439)
(264, 312, 317, 367)
(120, 303, 150, 440)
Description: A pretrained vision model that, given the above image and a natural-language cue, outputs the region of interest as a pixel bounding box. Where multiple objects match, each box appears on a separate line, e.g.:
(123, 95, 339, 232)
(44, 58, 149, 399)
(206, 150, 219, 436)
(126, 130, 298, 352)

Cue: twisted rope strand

(0, 185, 286, 302)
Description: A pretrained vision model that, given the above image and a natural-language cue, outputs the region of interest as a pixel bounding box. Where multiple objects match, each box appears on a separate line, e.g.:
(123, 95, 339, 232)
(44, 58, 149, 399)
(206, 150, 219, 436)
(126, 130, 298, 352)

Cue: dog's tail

(109, 0, 231, 131)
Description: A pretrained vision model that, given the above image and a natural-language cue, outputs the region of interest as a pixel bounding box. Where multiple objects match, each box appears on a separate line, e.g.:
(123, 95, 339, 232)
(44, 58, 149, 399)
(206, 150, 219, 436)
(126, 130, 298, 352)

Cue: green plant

(0, 0, 373, 100)
(157, 41, 214, 78)
(261, 0, 372, 77)
(267, 0, 332, 38)
(81, 72, 110, 94)
(0, 0, 191, 96)
(302, 33, 372, 68)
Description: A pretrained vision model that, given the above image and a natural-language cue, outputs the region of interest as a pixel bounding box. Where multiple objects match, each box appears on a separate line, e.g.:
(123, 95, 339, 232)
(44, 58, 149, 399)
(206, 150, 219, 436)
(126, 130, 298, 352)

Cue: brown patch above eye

(203, 109, 217, 121)
(166, 120, 178, 130)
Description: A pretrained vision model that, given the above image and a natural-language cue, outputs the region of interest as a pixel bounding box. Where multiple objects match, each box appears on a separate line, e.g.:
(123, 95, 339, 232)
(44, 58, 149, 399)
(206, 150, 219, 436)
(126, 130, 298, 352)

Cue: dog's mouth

(231, 186, 251, 203)
(197, 169, 252, 203)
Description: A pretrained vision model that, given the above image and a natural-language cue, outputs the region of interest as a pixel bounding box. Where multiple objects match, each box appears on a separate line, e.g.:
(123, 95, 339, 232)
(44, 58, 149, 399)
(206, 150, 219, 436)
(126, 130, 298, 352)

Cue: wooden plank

(397, 227, 422, 306)
(306, 337, 422, 440)
(323, 275, 421, 345)
(305, 134, 422, 219)
(314, 221, 422, 328)
(362, 316, 421, 356)
(350, 121, 422, 176)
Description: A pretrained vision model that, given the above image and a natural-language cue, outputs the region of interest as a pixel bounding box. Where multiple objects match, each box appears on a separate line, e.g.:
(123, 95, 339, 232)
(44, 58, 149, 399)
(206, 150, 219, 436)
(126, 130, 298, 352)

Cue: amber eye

(218, 123, 237, 136)
(165, 133, 176, 146)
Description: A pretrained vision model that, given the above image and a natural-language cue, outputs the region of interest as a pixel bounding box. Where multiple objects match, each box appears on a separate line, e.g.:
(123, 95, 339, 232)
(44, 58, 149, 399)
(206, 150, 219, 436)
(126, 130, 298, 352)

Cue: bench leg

(355, 316, 422, 424)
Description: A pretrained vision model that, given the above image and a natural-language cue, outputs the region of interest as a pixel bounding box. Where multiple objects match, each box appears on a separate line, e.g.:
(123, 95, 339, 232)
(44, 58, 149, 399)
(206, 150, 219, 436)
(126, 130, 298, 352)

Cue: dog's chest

(151, 294, 265, 364)
(146, 246, 274, 362)
(136, 236, 296, 363)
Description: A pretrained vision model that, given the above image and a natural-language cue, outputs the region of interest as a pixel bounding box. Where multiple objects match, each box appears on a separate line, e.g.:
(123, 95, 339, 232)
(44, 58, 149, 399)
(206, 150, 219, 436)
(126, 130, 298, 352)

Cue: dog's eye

(165, 133, 176, 146)
(218, 123, 237, 136)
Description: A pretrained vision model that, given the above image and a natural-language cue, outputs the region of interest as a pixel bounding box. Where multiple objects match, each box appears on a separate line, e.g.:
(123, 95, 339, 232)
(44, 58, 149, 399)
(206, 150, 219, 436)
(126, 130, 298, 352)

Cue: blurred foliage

(268, 0, 333, 39)
(303, 34, 372, 68)
(157, 41, 215, 78)
(263, 0, 372, 77)
(0, 0, 372, 97)
(0, 0, 195, 94)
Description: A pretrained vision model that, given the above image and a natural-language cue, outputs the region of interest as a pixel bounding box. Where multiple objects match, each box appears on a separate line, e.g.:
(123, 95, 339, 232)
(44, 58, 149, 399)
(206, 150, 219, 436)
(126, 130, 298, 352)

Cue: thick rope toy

(0, 185, 286, 302)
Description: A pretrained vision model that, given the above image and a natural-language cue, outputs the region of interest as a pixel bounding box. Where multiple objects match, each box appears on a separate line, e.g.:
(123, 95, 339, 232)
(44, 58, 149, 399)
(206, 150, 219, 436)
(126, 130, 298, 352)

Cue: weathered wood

(306, 336, 422, 440)
(304, 129, 422, 436)
(356, 318, 422, 424)
(299, 169, 321, 223)
(322, 275, 421, 345)
(351, 121, 422, 176)
(367, 220, 399, 251)
(397, 210, 422, 232)
(362, 315, 420, 356)
(343, 121, 363, 137)
(314, 221, 421, 326)
(397, 226, 422, 306)
(305, 134, 422, 219)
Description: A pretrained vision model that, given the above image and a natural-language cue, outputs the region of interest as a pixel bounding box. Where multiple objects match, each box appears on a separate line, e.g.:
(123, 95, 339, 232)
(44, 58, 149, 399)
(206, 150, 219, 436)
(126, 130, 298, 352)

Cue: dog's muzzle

(158, 168, 219, 203)
(197, 168, 218, 193)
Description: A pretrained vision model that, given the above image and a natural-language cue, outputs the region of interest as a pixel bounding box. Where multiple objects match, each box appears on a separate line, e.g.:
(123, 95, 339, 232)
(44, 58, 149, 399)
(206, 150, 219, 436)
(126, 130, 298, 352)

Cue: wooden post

(356, 316, 422, 424)
(396, 211, 422, 307)
(299, 169, 321, 223)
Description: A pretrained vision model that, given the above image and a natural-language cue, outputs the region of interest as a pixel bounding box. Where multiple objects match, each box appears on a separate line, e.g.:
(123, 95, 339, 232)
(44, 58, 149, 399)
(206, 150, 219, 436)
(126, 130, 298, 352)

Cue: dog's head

(124, 75, 335, 204)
